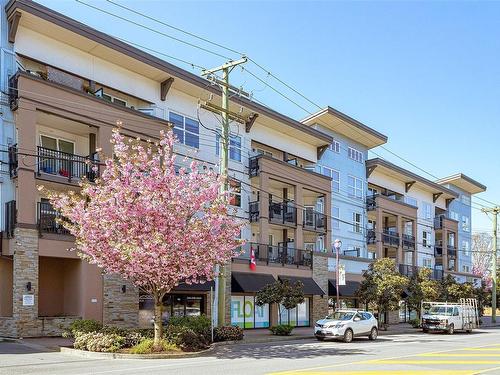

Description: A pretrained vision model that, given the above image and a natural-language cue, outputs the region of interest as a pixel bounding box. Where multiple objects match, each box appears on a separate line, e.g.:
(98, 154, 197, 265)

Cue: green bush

(130, 339, 179, 354)
(213, 326, 244, 342)
(176, 328, 210, 352)
(100, 326, 143, 347)
(168, 315, 211, 341)
(64, 319, 103, 338)
(408, 318, 421, 328)
(73, 332, 124, 352)
(269, 324, 294, 336)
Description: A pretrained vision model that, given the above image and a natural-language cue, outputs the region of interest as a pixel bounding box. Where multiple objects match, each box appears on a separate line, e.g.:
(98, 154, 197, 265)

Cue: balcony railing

(398, 264, 443, 280)
(382, 229, 399, 247)
(366, 196, 377, 211)
(8, 74, 18, 110)
(367, 229, 376, 245)
(37, 146, 99, 183)
(402, 234, 416, 250)
(303, 209, 326, 232)
(435, 243, 443, 257)
(8, 144, 18, 178)
(269, 201, 296, 226)
(249, 201, 259, 222)
(37, 201, 71, 236)
(235, 242, 312, 268)
(4, 200, 16, 239)
(249, 156, 260, 177)
(447, 245, 457, 258)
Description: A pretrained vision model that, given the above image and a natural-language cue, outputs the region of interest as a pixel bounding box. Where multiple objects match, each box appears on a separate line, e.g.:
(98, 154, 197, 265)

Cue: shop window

(231, 295, 270, 329)
(278, 298, 310, 327)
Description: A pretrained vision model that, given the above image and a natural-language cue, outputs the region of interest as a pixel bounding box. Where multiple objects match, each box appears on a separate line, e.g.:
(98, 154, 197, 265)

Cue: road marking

(459, 348, 500, 351)
(367, 360, 500, 365)
(419, 353, 500, 357)
(274, 372, 474, 375)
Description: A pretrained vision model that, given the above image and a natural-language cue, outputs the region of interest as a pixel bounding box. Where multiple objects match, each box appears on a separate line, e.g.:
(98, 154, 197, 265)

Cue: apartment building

(0, 0, 334, 337)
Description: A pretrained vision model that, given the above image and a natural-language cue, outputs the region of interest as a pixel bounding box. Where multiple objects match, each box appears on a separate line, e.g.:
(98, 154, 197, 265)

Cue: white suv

(314, 310, 378, 343)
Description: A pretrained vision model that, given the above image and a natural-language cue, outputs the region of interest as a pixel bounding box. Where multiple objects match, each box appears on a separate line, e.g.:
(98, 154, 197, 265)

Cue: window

(348, 147, 363, 163)
(321, 166, 340, 193)
(344, 246, 361, 257)
(404, 221, 413, 236)
(332, 206, 340, 229)
(462, 216, 470, 232)
(229, 179, 241, 207)
(352, 212, 362, 233)
(316, 236, 325, 252)
(462, 240, 470, 256)
(449, 211, 459, 221)
(405, 196, 418, 207)
(169, 112, 199, 148)
(216, 132, 242, 162)
(461, 195, 471, 205)
(423, 231, 432, 248)
(422, 202, 432, 219)
(368, 187, 378, 197)
(39, 135, 75, 176)
(348, 175, 363, 199)
(95, 88, 128, 107)
(329, 140, 340, 153)
(423, 258, 432, 268)
(463, 265, 470, 273)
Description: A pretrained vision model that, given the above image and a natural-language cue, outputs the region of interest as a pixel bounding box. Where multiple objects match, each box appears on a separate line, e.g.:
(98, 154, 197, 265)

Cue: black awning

(231, 272, 276, 293)
(328, 280, 361, 297)
(278, 276, 326, 296)
(173, 281, 215, 292)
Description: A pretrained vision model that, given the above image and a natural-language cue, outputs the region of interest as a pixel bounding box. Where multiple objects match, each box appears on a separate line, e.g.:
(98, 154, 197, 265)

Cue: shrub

(176, 328, 210, 352)
(64, 319, 103, 338)
(408, 318, 421, 328)
(269, 324, 294, 336)
(130, 339, 179, 354)
(74, 332, 124, 353)
(168, 315, 211, 341)
(213, 326, 244, 342)
(99, 326, 143, 348)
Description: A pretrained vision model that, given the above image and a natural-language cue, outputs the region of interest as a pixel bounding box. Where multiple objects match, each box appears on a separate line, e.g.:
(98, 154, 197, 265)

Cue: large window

(169, 112, 199, 148)
(348, 175, 363, 199)
(423, 230, 432, 248)
(216, 132, 242, 162)
(278, 298, 310, 327)
(422, 202, 432, 219)
(352, 212, 362, 233)
(348, 147, 363, 163)
(231, 295, 270, 328)
(462, 216, 470, 232)
(229, 179, 241, 207)
(462, 240, 470, 256)
(329, 140, 340, 153)
(332, 206, 340, 229)
(423, 258, 432, 268)
(321, 166, 340, 193)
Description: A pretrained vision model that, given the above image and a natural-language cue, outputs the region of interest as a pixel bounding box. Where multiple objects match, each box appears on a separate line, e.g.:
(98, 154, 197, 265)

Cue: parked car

(421, 299, 479, 334)
(314, 310, 378, 343)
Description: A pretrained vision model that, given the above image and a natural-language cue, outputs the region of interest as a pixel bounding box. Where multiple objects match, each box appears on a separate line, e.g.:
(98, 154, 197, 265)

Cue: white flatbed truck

(421, 298, 479, 334)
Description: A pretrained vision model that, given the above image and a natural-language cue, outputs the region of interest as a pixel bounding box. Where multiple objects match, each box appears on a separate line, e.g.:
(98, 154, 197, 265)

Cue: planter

(59, 345, 214, 359)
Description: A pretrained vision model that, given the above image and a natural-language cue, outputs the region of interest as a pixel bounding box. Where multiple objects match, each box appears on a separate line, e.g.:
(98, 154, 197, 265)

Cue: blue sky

(38, 0, 500, 231)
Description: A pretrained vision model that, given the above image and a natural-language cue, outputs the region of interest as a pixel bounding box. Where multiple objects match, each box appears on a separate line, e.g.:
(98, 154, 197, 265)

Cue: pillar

(102, 274, 139, 328)
(96, 125, 115, 158)
(412, 219, 418, 266)
(312, 253, 328, 323)
(258, 172, 270, 254)
(396, 215, 403, 265)
(442, 228, 448, 272)
(294, 184, 304, 250)
(324, 193, 332, 251)
(376, 208, 383, 259)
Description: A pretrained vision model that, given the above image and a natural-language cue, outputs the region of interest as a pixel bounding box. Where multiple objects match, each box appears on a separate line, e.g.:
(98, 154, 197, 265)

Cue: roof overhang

(366, 158, 459, 200)
(435, 173, 487, 195)
(6, 0, 332, 148)
(301, 106, 388, 149)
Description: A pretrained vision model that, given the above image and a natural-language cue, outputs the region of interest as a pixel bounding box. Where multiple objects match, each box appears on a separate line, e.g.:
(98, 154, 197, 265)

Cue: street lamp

(333, 239, 342, 310)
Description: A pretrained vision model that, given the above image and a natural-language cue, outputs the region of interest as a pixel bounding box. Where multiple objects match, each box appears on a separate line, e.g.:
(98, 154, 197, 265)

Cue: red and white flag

(250, 247, 257, 271)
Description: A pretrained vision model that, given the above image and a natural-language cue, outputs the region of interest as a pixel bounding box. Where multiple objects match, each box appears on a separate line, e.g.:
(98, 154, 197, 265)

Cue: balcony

(269, 201, 297, 226)
(402, 234, 416, 250)
(303, 209, 326, 232)
(8, 144, 18, 178)
(4, 200, 16, 239)
(249, 201, 259, 222)
(382, 229, 400, 247)
(366, 229, 376, 245)
(447, 245, 457, 258)
(435, 243, 443, 257)
(366, 196, 376, 211)
(366, 194, 417, 219)
(37, 201, 71, 236)
(36, 147, 99, 183)
(398, 264, 443, 280)
(235, 242, 312, 268)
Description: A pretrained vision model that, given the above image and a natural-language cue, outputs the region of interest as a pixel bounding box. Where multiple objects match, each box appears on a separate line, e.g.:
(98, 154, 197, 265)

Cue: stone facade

(103, 274, 139, 328)
(40, 316, 80, 336)
(312, 253, 329, 324)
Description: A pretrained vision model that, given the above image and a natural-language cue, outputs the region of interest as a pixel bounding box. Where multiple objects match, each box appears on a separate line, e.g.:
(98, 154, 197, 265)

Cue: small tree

(45, 129, 244, 346)
(256, 279, 304, 324)
(405, 268, 440, 319)
(439, 274, 475, 302)
(356, 258, 408, 326)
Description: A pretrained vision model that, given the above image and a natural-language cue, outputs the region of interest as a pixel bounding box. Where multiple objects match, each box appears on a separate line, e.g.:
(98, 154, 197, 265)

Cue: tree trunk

(153, 291, 163, 346)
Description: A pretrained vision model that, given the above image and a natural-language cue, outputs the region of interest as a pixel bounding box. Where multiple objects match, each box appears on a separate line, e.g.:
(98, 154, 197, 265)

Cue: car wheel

(368, 327, 378, 340)
(316, 337, 325, 341)
(447, 324, 454, 335)
(343, 328, 353, 343)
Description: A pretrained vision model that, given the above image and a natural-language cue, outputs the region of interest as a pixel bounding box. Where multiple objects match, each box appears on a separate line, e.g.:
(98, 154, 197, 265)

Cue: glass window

(348, 147, 363, 163)
(332, 206, 340, 229)
(169, 112, 199, 148)
(321, 166, 339, 193)
(278, 298, 309, 327)
(462, 240, 470, 256)
(329, 140, 340, 153)
(422, 202, 432, 219)
(423, 231, 432, 248)
(231, 295, 270, 329)
(352, 212, 362, 233)
(423, 258, 432, 268)
(348, 175, 363, 199)
(405, 196, 418, 207)
(229, 179, 241, 207)
(462, 216, 470, 232)
(216, 132, 242, 162)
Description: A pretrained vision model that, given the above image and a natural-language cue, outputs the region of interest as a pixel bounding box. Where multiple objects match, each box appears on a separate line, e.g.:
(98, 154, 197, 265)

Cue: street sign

(338, 264, 346, 286)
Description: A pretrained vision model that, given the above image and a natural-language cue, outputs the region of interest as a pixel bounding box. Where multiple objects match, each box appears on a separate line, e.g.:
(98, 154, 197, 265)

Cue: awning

(328, 280, 361, 297)
(173, 281, 215, 292)
(231, 272, 276, 293)
(278, 276, 326, 296)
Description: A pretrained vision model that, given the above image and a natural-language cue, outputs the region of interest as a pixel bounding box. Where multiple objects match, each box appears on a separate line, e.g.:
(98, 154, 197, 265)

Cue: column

(312, 253, 328, 323)
(376, 208, 383, 259)
(294, 184, 304, 251)
(396, 215, 403, 265)
(412, 219, 418, 266)
(102, 274, 139, 328)
(96, 125, 115, 158)
(258, 172, 270, 257)
(324, 192, 332, 251)
(442, 228, 448, 273)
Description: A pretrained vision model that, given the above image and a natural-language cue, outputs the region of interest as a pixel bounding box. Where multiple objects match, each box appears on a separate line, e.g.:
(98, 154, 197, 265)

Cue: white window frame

(348, 147, 363, 163)
(329, 140, 340, 153)
(352, 211, 362, 233)
(321, 166, 340, 193)
(168, 111, 200, 149)
(462, 216, 470, 232)
(228, 179, 241, 208)
(405, 196, 418, 207)
(422, 202, 432, 219)
(348, 175, 363, 200)
(216, 131, 242, 162)
(422, 230, 432, 248)
(332, 206, 340, 229)
(423, 258, 432, 268)
(462, 240, 470, 256)
(95, 88, 128, 107)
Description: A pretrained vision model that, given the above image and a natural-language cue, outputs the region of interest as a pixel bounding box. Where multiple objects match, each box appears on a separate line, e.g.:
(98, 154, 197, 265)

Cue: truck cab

(421, 299, 478, 334)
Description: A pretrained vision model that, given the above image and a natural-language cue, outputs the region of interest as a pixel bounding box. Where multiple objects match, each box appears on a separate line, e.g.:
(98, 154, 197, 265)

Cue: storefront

(328, 279, 362, 313)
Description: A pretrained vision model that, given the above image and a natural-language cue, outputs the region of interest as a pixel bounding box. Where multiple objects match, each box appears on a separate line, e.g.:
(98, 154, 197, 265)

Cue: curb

(214, 335, 314, 346)
(59, 345, 215, 359)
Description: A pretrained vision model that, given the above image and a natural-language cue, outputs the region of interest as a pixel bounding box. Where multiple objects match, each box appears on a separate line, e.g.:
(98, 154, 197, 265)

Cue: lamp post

(333, 239, 342, 310)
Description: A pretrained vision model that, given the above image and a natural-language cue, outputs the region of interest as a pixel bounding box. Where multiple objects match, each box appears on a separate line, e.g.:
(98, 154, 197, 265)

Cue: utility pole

(482, 207, 499, 323)
(202, 57, 247, 327)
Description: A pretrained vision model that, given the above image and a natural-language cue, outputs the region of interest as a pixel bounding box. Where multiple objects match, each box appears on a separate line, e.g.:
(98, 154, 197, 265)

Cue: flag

(250, 246, 257, 271)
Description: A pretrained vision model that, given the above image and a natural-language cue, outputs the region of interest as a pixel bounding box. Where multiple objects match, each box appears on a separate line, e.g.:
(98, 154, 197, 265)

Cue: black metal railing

(447, 245, 457, 258)
(382, 229, 399, 247)
(366, 195, 377, 211)
(37, 201, 71, 236)
(249, 156, 260, 177)
(435, 242, 443, 257)
(402, 234, 416, 250)
(269, 201, 296, 225)
(4, 200, 16, 238)
(343, 249, 360, 257)
(303, 209, 326, 232)
(398, 264, 443, 280)
(235, 242, 312, 268)
(8, 74, 18, 110)
(249, 201, 259, 222)
(8, 144, 18, 178)
(37, 147, 99, 182)
(367, 229, 376, 245)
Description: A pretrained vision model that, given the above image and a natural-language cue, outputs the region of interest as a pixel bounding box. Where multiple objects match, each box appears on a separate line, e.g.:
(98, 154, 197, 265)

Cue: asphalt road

(1, 328, 500, 375)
